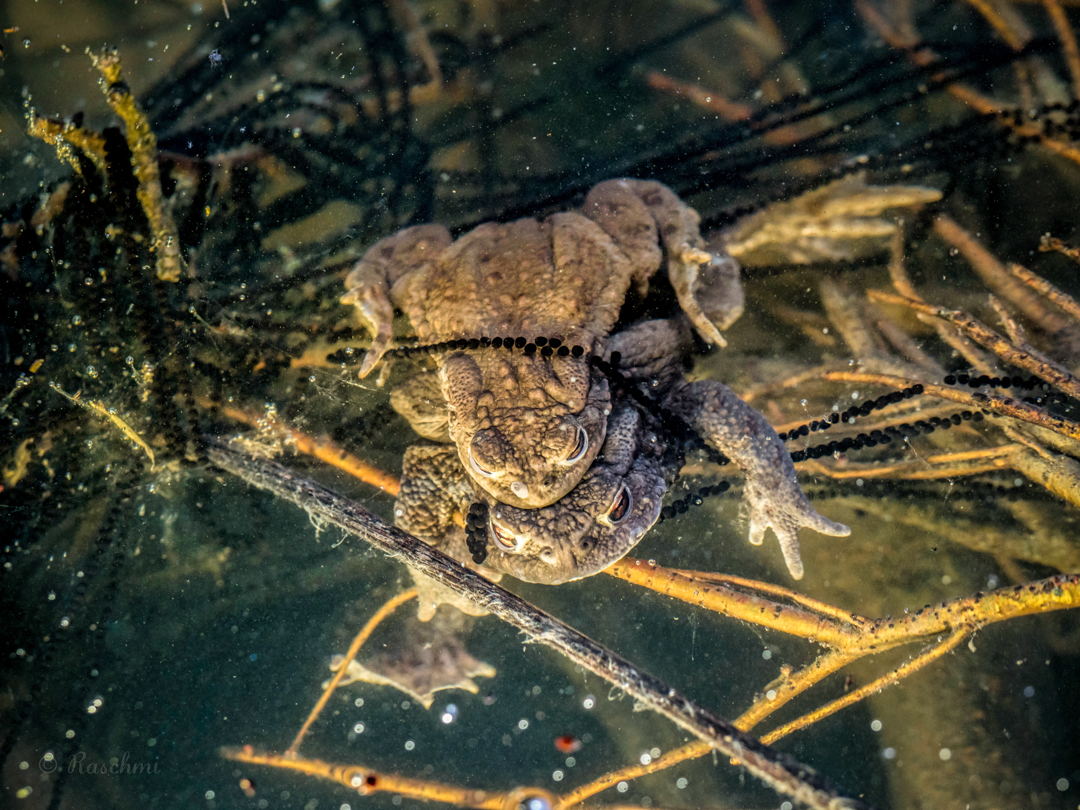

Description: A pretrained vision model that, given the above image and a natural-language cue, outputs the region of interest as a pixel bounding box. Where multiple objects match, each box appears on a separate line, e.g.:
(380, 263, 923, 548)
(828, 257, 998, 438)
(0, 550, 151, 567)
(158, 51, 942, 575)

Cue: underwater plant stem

(857, 0, 1080, 167)
(963, 0, 1031, 50)
(797, 445, 1021, 481)
(205, 438, 873, 810)
(590, 564, 1080, 792)
(286, 588, 417, 756)
(824, 368, 1080, 439)
(565, 649, 856, 805)
(923, 315, 997, 375)
(1040, 234, 1080, 261)
(870, 291, 1080, 401)
(209, 400, 403, 494)
(89, 49, 185, 283)
(221, 747, 514, 809)
(933, 215, 1072, 334)
(759, 630, 969, 744)
(665, 567, 872, 628)
(607, 559, 859, 646)
(1008, 262, 1080, 324)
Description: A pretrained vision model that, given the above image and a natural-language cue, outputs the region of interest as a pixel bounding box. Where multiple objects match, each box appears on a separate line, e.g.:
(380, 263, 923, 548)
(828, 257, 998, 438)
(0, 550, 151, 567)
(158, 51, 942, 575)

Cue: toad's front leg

(584, 179, 744, 347)
(663, 380, 849, 580)
(342, 224, 452, 378)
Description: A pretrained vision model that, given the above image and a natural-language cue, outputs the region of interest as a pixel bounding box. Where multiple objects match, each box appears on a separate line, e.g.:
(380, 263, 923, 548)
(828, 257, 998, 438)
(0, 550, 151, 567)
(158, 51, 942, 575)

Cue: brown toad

(342, 179, 742, 509)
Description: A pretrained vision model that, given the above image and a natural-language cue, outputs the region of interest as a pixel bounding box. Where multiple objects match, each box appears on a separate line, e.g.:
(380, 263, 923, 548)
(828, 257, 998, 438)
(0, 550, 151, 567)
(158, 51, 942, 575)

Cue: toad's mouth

(489, 517, 525, 553)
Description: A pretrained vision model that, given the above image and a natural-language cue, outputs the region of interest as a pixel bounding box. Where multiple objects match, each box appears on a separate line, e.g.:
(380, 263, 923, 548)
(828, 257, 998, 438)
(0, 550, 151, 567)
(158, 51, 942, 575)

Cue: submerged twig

(222, 747, 536, 810)
(868, 290, 1080, 401)
(89, 49, 185, 282)
(49, 383, 156, 469)
(205, 439, 871, 810)
(824, 368, 1080, 438)
(1040, 233, 1080, 261)
(286, 588, 418, 756)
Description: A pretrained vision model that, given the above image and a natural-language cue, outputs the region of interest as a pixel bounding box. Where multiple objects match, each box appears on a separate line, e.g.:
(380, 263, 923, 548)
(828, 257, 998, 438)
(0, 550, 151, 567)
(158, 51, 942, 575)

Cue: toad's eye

(601, 485, 632, 526)
(562, 426, 589, 465)
(468, 446, 496, 478)
(490, 519, 524, 553)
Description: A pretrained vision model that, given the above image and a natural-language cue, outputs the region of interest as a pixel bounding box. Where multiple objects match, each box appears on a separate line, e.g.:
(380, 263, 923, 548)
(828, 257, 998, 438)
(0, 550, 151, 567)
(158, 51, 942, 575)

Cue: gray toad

(396, 399, 674, 588)
(342, 179, 742, 509)
(393, 317, 849, 583)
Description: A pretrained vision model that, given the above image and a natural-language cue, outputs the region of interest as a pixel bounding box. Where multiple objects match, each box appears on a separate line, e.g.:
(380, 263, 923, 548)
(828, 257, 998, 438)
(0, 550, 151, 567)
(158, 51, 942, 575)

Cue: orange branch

(221, 746, 521, 810)
(208, 399, 402, 495)
(286, 588, 417, 755)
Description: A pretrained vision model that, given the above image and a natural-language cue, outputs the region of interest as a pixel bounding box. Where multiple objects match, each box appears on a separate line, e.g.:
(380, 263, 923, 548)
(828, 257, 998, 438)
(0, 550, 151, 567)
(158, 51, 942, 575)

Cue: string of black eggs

(781, 373, 1069, 462)
(464, 502, 490, 565)
(388, 335, 585, 360)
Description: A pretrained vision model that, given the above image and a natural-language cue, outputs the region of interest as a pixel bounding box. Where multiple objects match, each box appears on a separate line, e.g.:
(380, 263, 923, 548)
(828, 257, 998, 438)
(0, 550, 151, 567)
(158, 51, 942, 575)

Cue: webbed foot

(664, 378, 849, 580)
(745, 478, 850, 580)
(329, 608, 495, 708)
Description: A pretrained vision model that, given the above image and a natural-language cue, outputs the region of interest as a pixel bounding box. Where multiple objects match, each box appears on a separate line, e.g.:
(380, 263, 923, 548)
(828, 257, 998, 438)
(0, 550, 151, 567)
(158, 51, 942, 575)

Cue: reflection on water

(2, 1, 1079, 809)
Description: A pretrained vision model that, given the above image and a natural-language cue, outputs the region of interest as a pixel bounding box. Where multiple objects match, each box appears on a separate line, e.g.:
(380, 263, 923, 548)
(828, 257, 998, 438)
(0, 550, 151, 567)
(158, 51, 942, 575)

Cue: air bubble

(441, 704, 458, 724)
(582, 695, 595, 709)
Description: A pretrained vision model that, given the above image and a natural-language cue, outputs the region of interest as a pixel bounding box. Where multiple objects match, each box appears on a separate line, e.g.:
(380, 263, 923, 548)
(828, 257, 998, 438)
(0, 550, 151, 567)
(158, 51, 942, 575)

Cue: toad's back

(402, 214, 640, 346)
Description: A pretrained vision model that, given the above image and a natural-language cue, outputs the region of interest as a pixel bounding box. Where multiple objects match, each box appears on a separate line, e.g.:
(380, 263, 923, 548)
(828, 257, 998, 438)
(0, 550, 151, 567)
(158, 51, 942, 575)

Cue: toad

(342, 179, 743, 509)
(392, 317, 849, 583)
(395, 398, 675, 588)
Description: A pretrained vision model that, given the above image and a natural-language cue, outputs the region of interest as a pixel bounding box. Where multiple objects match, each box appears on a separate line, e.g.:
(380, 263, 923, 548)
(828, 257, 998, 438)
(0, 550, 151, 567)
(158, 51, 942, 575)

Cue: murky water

(2, 2, 1079, 809)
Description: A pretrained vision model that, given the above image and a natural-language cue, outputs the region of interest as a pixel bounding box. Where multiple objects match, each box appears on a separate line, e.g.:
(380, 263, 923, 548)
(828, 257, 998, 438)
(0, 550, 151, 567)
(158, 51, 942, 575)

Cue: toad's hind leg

(396, 442, 472, 544)
(342, 224, 452, 377)
(608, 179, 744, 347)
(397, 443, 493, 620)
(664, 380, 850, 580)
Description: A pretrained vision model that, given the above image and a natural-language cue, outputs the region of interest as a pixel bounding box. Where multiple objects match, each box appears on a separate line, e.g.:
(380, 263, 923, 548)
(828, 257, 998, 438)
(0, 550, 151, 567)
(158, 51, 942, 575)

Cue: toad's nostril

(510, 481, 529, 499)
